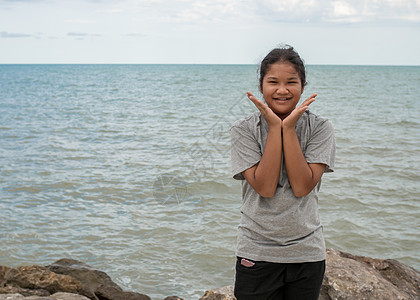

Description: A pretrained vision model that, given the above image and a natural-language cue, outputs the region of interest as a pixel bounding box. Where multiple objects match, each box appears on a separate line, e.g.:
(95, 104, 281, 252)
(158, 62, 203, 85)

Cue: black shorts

(234, 257, 325, 300)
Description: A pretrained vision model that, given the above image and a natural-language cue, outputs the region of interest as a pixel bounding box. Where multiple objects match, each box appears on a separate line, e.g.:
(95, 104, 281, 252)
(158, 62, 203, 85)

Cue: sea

(0, 64, 419, 299)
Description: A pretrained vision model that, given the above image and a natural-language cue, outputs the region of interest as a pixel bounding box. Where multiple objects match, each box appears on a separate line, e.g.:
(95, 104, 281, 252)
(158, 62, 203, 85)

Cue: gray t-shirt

(230, 110, 336, 263)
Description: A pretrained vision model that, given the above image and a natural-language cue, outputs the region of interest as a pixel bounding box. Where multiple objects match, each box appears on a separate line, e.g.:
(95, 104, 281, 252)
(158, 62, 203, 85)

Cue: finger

(246, 92, 266, 111)
(301, 93, 317, 107)
(246, 92, 263, 105)
(302, 98, 315, 107)
(302, 93, 317, 102)
(298, 105, 310, 112)
(305, 93, 317, 100)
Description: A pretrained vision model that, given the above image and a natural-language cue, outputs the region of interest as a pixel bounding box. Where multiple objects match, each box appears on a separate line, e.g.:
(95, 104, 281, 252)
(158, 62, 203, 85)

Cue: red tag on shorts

(241, 258, 255, 267)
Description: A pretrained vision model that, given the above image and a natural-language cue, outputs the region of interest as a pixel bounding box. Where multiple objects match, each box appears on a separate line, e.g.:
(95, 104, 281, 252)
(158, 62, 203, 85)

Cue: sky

(0, 0, 419, 65)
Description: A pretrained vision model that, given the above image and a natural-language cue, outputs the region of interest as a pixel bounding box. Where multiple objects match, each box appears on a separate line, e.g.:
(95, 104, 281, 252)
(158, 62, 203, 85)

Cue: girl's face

(260, 61, 304, 120)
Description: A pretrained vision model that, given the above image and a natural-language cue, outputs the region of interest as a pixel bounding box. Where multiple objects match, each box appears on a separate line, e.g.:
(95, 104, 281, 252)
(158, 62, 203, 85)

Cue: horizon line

(1, 63, 419, 67)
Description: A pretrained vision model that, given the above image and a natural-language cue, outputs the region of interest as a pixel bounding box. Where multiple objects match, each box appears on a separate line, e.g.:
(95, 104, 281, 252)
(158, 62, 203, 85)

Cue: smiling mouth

(273, 97, 292, 101)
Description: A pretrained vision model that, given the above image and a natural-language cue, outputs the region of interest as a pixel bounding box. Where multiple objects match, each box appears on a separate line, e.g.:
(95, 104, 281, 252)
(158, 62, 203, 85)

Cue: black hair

(259, 45, 307, 91)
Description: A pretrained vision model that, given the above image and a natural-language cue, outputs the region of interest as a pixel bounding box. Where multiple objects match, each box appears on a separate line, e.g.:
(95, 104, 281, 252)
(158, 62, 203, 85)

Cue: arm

(282, 128, 326, 197)
(282, 94, 326, 197)
(242, 92, 282, 198)
(242, 126, 282, 198)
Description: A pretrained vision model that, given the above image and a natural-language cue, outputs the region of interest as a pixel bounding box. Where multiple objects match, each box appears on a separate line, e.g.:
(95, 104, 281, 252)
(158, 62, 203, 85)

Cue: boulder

(45, 259, 150, 300)
(46, 259, 119, 297)
(0, 266, 10, 286)
(0, 285, 50, 297)
(0, 294, 25, 300)
(0, 259, 150, 300)
(199, 286, 235, 300)
(1, 249, 418, 300)
(0, 292, 90, 299)
(200, 249, 419, 300)
(320, 248, 420, 300)
(93, 284, 150, 300)
(3, 265, 93, 299)
(49, 293, 91, 300)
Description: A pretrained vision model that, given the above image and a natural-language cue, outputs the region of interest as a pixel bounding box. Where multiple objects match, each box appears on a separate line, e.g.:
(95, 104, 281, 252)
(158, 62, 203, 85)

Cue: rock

(0, 266, 10, 286)
(3, 266, 93, 299)
(46, 259, 119, 297)
(94, 284, 150, 300)
(2, 250, 418, 300)
(0, 285, 50, 297)
(0, 259, 151, 300)
(199, 249, 419, 300)
(0, 292, 90, 299)
(320, 248, 420, 300)
(199, 286, 235, 300)
(45, 259, 151, 300)
(0, 294, 25, 300)
(49, 292, 91, 299)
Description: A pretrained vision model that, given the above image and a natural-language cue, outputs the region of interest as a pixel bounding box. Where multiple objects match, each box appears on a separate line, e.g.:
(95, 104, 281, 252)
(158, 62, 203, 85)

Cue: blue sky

(1, 0, 419, 64)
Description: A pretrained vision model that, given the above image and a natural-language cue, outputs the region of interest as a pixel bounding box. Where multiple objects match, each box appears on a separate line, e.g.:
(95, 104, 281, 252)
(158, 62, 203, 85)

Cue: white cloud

(1, 0, 419, 64)
(96, 8, 124, 13)
(259, 0, 319, 12)
(328, 1, 362, 22)
(126, 0, 254, 24)
(256, 0, 420, 23)
(332, 1, 357, 17)
(123, 33, 146, 37)
(65, 19, 93, 24)
(172, 0, 244, 23)
(67, 32, 102, 38)
(0, 31, 32, 38)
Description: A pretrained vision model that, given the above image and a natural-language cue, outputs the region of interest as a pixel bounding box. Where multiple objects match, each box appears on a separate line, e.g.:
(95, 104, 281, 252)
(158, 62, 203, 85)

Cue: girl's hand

(247, 92, 282, 129)
(282, 93, 317, 130)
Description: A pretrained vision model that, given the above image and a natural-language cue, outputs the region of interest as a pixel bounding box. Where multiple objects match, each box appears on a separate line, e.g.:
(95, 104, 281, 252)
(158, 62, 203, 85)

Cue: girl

(230, 45, 336, 299)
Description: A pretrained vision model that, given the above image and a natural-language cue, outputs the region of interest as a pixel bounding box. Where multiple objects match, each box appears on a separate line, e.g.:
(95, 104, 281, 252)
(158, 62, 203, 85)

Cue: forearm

(282, 127, 317, 197)
(246, 126, 282, 197)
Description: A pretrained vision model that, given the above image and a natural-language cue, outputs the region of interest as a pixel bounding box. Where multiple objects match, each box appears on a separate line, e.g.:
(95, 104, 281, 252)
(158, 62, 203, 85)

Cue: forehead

(265, 62, 299, 78)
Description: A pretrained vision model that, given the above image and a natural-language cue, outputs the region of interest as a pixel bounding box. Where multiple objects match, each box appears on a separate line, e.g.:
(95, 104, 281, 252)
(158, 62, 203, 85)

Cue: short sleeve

(230, 122, 262, 180)
(304, 119, 336, 172)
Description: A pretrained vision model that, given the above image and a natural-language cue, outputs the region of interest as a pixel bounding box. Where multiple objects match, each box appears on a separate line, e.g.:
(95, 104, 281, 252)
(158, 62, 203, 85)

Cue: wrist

(282, 124, 296, 134)
(268, 123, 282, 132)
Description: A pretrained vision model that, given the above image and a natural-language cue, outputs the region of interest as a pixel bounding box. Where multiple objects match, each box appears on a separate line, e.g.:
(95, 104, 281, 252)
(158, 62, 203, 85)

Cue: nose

(276, 84, 288, 94)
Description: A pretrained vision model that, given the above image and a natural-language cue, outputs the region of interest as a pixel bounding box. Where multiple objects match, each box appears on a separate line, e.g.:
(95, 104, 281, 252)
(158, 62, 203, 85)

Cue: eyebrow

(266, 76, 299, 80)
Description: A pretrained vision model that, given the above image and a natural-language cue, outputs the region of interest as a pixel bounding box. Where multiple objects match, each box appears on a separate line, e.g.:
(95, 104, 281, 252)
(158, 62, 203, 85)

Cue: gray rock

(199, 249, 419, 300)
(2, 249, 418, 300)
(49, 292, 91, 299)
(3, 265, 93, 299)
(0, 259, 150, 300)
(46, 259, 150, 300)
(0, 292, 90, 299)
(199, 286, 235, 300)
(0, 285, 49, 297)
(0, 294, 25, 300)
(46, 259, 119, 298)
(320, 248, 420, 300)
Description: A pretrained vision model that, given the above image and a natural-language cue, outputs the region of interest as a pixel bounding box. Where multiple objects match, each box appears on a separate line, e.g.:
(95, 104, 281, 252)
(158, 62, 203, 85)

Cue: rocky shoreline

(1, 248, 419, 300)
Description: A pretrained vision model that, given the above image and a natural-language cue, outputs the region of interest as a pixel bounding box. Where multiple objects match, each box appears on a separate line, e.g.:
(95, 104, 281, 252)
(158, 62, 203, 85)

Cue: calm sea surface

(0, 64, 419, 299)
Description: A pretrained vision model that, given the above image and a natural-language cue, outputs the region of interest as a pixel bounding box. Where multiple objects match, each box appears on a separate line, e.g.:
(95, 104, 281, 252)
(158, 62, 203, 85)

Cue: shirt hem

(235, 250, 326, 264)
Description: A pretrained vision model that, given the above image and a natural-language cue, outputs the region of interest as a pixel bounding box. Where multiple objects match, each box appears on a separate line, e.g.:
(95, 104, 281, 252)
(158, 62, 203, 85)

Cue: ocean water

(0, 64, 419, 299)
